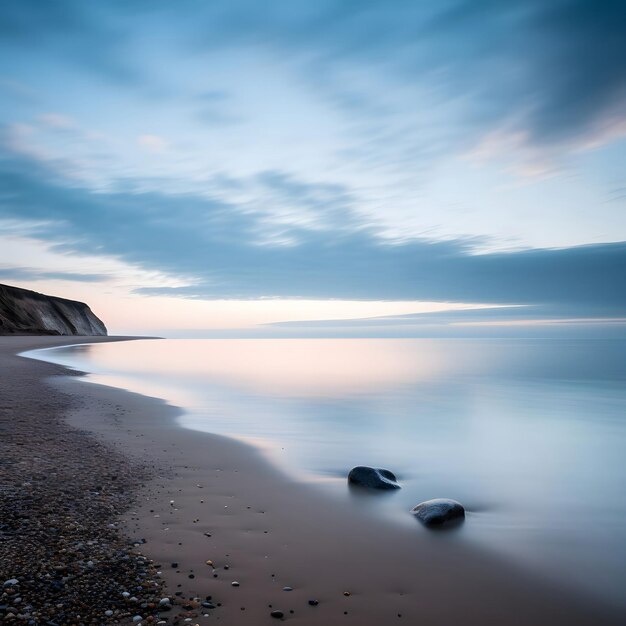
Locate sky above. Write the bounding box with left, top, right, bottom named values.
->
left=0, top=0, right=624, bottom=335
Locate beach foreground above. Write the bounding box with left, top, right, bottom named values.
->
left=1, top=336, right=623, bottom=625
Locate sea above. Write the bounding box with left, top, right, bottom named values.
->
left=26, top=337, right=626, bottom=608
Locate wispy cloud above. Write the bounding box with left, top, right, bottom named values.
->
left=0, top=0, right=624, bottom=325
left=186, top=0, right=626, bottom=156
left=0, top=267, right=107, bottom=283
left=0, top=150, right=623, bottom=315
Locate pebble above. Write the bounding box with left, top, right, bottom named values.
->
left=231, top=581, right=240, bottom=587
left=270, top=610, right=284, bottom=619
left=411, top=498, right=465, bottom=527
left=0, top=354, right=189, bottom=626
left=308, top=599, right=319, bottom=606
left=283, top=586, right=293, bottom=591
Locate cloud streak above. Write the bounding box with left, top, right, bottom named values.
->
left=0, top=0, right=624, bottom=326
left=181, top=0, right=626, bottom=151
left=3, top=1, right=624, bottom=155
left=0, top=151, right=623, bottom=315
left=0, top=267, right=108, bottom=283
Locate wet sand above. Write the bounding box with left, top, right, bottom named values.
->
left=3, top=336, right=624, bottom=625
left=0, top=335, right=167, bottom=625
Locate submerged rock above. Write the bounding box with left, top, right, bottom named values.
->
left=411, top=498, right=465, bottom=527
left=348, top=466, right=400, bottom=490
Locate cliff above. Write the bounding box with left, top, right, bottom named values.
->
left=0, top=284, right=107, bottom=336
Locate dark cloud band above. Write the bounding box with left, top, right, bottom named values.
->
left=0, top=153, right=623, bottom=314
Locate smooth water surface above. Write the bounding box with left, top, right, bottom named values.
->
left=28, top=338, right=626, bottom=606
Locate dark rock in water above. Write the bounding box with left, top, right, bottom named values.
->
left=411, top=499, right=465, bottom=527
left=270, top=610, right=284, bottom=618
left=348, top=466, right=400, bottom=490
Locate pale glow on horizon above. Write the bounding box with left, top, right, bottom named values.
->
left=45, top=338, right=453, bottom=397
left=0, top=227, right=496, bottom=332
left=67, top=290, right=495, bottom=334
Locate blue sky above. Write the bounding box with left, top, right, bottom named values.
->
left=0, top=0, right=624, bottom=333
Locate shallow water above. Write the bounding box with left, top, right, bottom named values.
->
left=28, top=338, right=626, bottom=607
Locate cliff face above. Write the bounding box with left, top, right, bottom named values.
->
left=0, top=284, right=107, bottom=336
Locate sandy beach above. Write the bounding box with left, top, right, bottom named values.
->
left=1, top=336, right=624, bottom=626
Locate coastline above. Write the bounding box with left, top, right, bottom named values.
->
left=2, top=336, right=624, bottom=625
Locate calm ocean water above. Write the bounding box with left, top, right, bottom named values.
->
left=28, top=338, right=626, bottom=606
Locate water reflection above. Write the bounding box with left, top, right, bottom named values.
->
left=27, top=338, right=626, bottom=606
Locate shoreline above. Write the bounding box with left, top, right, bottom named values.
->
left=2, top=336, right=624, bottom=625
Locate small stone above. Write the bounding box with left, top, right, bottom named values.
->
left=348, top=466, right=400, bottom=490
left=132, top=616, right=142, bottom=622
left=105, top=610, right=114, bottom=617
left=411, top=498, right=465, bottom=527
left=158, top=598, right=170, bottom=606
left=270, top=610, right=284, bottom=619
left=343, top=591, right=351, bottom=596
left=282, top=586, right=293, bottom=591
left=231, top=581, right=240, bottom=587
left=3, top=580, right=19, bottom=587
left=308, top=600, right=319, bottom=606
